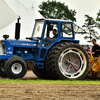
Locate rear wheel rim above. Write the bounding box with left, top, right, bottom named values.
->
left=58, top=48, right=87, bottom=79
left=11, top=63, right=22, bottom=74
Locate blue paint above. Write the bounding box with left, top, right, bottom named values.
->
left=1, top=19, right=85, bottom=69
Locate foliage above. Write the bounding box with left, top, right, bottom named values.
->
left=1, top=79, right=100, bottom=84
left=38, top=0, right=76, bottom=22
left=82, top=15, right=99, bottom=42
left=96, top=9, right=100, bottom=28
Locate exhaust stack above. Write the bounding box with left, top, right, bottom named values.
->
left=15, top=17, right=21, bottom=40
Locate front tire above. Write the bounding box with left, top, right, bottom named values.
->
left=4, top=56, right=27, bottom=79
left=46, top=42, right=90, bottom=80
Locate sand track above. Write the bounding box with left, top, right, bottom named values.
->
left=0, top=71, right=99, bottom=100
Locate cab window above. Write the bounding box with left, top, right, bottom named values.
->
left=61, top=23, right=73, bottom=38
left=44, top=22, right=58, bottom=39
left=42, top=22, right=58, bottom=47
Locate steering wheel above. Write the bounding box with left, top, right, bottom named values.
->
left=26, top=37, right=39, bottom=41
left=43, top=38, right=53, bottom=42
left=43, top=38, right=53, bottom=47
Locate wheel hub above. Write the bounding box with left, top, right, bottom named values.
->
left=11, top=63, right=22, bottom=74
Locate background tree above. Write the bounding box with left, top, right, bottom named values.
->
left=38, top=0, right=76, bottom=22
left=82, top=15, right=99, bottom=42
left=96, top=10, right=100, bottom=29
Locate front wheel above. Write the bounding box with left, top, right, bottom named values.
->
left=4, top=56, right=27, bottom=79
left=46, top=42, right=90, bottom=80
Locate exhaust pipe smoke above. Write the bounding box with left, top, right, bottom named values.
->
left=15, top=17, right=21, bottom=40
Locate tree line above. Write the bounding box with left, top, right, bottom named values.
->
left=38, top=0, right=100, bottom=42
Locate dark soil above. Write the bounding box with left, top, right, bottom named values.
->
left=0, top=71, right=99, bottom=100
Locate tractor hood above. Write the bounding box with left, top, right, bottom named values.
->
left=4, top=39, right=38, bottom=48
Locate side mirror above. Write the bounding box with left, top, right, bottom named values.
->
left=49, top=25, right=53, bottom=31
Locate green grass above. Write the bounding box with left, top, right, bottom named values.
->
left=0, top=79, right=100, bottom=84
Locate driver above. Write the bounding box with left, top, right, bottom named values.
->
left=46, top=29, right=58, bottom=41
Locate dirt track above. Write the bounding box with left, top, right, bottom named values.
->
left=0, top=71, right=100, bottom=100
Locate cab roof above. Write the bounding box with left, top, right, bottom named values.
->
left=35, top=18, right=72, bottom=22
left=35, top=18, right=86, bottom=33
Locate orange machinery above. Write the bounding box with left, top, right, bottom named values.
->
left=88, top=51, right=100, bottom=78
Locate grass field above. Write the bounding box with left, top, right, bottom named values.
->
left=0, top=79, right=100, bottom=84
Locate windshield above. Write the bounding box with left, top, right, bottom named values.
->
left=32, top=21, right=44, bottom=37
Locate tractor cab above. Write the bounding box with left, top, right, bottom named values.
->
left=31, top=19, right=86, bottom=48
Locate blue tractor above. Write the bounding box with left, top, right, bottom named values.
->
left=0, top=18, right=90, bottom=80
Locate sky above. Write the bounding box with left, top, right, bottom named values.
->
left=4, top=0, right=100, bottom=43
left=4, top=0, right=100, bottom=27
left=13, top=0, right=100, bottom=27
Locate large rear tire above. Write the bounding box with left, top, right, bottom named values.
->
left=33, top=66, right=50, bottom=79
left=46, top=42, right=90, bottom=80
left=4, top=56, right=27, bottom=79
